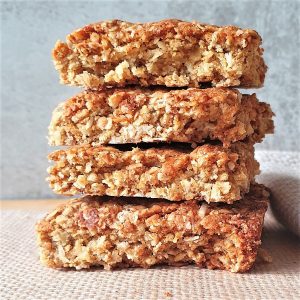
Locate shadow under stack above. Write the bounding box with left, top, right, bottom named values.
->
left=36, top=20, right=274, bottom=273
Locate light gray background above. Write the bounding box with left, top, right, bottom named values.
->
left=1, top=0, right=299, bottom=199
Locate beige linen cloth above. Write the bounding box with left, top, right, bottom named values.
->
left=1, top=150, right=299, bottom=300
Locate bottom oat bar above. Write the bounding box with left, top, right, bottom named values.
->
left=36, top=184, right=269, bottom=273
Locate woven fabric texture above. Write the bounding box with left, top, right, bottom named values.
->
left=1, top=150, right=299, bottom=300
left=256, top=150, right=300, bottom=237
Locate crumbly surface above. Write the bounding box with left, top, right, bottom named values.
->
left=48, top=88, right=274, bottom=147
left=52, top=19, right=266, bottom=89
left=36, top=183, right=269, bottom=273
left=47, top=142, right=259, bottom=203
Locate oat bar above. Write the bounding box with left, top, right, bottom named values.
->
left=48, top=88, right=273, bottom=147
left=52, top=19, right=266, bottom=89
left=47, top=142, right=259, bottom=203
left=36, top=184, right=269, bottom=273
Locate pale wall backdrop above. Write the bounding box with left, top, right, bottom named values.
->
left=1, top=0, right=299, bottom=199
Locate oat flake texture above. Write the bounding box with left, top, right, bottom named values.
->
left=1, top=151, right=299, bottom=299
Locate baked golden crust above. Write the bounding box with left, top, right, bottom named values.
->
left=52, top=19, right=266, bottom=89
left=48, top=88, right=274, bottom=147
left=36, top=183, right=269, bottom=273
left=47, top=142, right=259, bottom=203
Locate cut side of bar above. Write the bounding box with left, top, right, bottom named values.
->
left=52, top=19, right=266, bottom=89
left=47, top=142, right=259, bottom=203
left=48, top=88, right=274, bottom=147
left=36, top=184, right=269, bottom=273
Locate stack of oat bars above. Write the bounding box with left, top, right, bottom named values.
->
left=36, top=20, right=274, bottom=273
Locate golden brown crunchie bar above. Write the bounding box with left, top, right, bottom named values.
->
left=36, top=184, right=269, bottom=273
left=48, top=88, right=274, bottom=147
left=47, top=142, right=259, bottom=203
left=52, top=19, right=267, bottom=89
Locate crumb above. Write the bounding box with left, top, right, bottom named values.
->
left=257, top=248, right=272, bottom=263
left=164, top=291, right=173, bottom=297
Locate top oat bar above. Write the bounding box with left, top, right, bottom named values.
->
left=52, top=19, right=267, bottom=89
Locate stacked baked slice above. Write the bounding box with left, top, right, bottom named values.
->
left=36, top=20, right=274, bottom=273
